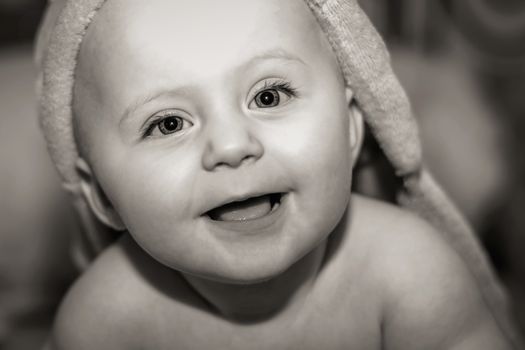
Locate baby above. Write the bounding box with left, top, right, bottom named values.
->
left=37, top=0, right=514, bottom=349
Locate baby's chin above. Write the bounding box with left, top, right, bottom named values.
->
left=180, top=240, right=327, bottom=288
left=182, top=250, right=308, bottom=288
left=178, top=254, right=301, bottom=286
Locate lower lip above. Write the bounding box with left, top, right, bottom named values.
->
left=203, top=195, right=287, bottom=235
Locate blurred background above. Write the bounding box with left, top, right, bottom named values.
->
left=0, top=0, right=524, bottom=348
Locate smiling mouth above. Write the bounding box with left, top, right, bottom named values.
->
left=206, top=193, right=283, bottom=222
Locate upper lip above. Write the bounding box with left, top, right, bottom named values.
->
left=200, top=190, right=286, bottom=218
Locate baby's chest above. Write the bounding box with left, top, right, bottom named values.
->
left=145, top=297, right=381, bottom=350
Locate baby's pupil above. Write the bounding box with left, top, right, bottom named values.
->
left=260, top=90, right=277, bottom=106
left=163, top=117, right=180, bottom=132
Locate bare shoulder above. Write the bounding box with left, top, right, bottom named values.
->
left=48, top=235, right=203, bottom=350
left=48, top=235, right=149, bottom=349
left=349, top=195, right=511, bottom=349
left=349, top=194, right=479, bottom=291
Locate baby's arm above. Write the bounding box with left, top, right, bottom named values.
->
left=376, top=213, right=512, bottom=350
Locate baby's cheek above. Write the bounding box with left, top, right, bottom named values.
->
left=103, top=150, right=194, bottom=227
left=295, top=126, right=352, bottom=185
left=285, top=133, right=351, bottom=223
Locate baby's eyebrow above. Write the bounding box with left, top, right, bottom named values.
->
left=245, top=48, right=307, bottom=67
left=119, top=86, right=199, bottom=126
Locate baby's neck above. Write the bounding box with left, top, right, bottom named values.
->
left=182, top=241, right=328, bottom=323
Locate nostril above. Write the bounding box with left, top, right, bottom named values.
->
left=212, top=153, right=254, bottom=170
left=240, top=154, right=257, bottom=165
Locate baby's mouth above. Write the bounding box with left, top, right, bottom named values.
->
left=206, top=193, right=282, bottom=222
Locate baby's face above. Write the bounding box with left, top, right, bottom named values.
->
left=75, top=0, right=358, bottom=283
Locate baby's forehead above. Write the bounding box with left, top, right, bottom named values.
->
left=79, top=0, right=330, bottom=76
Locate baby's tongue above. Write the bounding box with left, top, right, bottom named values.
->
left=211, top=195, right=272, bottom=221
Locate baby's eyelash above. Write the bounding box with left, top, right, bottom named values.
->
left=261, top=80, right=299, bottom=97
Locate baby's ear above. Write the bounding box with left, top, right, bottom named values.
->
left=75, top=158, right=126, bottom=231
left=346, top=87, right=364, bottom=166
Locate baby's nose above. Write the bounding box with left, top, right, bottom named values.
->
left=201, top=117, right=264, bottom=171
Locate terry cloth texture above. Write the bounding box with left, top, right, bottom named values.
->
left=35, top=0, right=519, bottom=345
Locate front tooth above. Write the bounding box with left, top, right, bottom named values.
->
left=215, top=196, right=272, bottom=221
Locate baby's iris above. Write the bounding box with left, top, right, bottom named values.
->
left=158, top=116, right=183, bottom=135
left=255, top=90, right=280, bottom=108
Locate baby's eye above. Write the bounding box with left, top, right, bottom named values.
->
left=249, top=81, right=297, bottom=110
left=143, top=114, right=193, bottom=138
left=254, top=89, right=282, bottom=108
